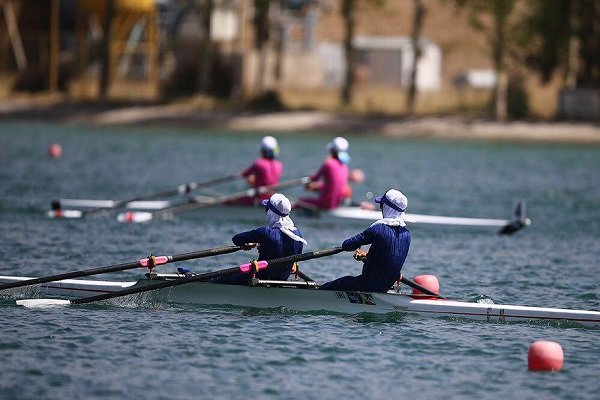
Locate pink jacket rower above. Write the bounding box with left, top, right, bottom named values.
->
left=234, top=136, right=283, bottom=206
left=298, top=137, right=350, bottom=210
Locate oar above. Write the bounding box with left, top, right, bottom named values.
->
left=399, top=276, right=445, bottom=299
left=17, top=247, right=344, bottom=307
left=350, top=251, right=444, bottom=298
left=1, top=245, right=242, bottom=291
left=49, top=172, right=242, bottom=219
left=118, top=176, right=311, bottom=223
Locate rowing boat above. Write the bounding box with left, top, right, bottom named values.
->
left=2, top=274, right=597, bottom=328
left=118, top=202, right=529, bottom=234
left=49, top=198, right=529, bottom=233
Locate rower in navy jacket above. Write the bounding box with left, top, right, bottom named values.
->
left=319, top=189, right=411, bottom=293
left=211, top=193, right=307, bottom=285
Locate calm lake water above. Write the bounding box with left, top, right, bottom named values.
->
left=1, top=121, right=599, bottom=399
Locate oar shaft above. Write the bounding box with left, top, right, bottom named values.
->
left=400, top=276, right=444, bottom=299
left=0, top=245, right=241, bottom=291
left=266, top=247, right=343, bottom=267
left=169, top=245, right=242, bottom=262
left=111, top=173, right=242, bottom=204
left=148, top=176, right=310, bottom=220
left=70, top=173, right=241, bottom=217
left=0, top=260, right=142, bottom=290
left=70, top=247, right=344, bottom=305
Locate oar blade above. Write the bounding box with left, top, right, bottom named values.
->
left=116, top=211, right=154, bottom=223
left=16, top=299, right=71, bottom=308
left=47, top=210, right=84, bottom=219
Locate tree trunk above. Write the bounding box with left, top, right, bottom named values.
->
left=492, top=6, right=507, bottom=121
left=407, top=0, right=426, bottom=114
left=99, top=0, right=115, bottom=99
left=3, top=1, right=28, bottom=71
left=341, top=0, right=355, bottom=106
left=253, top=0, right=271, bottom=94
left=274, top=6, right=285, bottom=88
left=199, top=0, right=214, bottom=93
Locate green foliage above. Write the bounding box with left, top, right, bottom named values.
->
left=517, top=0, right=599, bottom=86
left=520, top=0, right=571, bottom=83
left=507, top=75, right=529, bottom=119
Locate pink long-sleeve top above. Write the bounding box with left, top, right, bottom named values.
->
left=237, top=158, right=283, bottom=204
left=303, top=158, right=349, bottom=210
left=242, top=158, right=282, bottom=187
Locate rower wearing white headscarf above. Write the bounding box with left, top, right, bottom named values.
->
left=211, top=193, right=306, bottom=285
left=371, top=189, right=407, bottom=227
left=262, top=193, right=308, bottom=245
left=319, top=189, right=411, bottom=293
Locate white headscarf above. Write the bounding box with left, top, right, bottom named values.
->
left=260, top=136, right=279, bottom=157
left=263, top=194, right=308, bottom=245
left=370, top=189, right=408, bottom=227
left=328, top=136, right=351, bottom=164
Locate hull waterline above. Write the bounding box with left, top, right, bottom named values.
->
left=2, top=275, right=598, bottom=328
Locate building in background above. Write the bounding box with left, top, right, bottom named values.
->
left=0, top=0, right=596, bottom=119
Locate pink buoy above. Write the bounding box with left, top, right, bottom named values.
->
left=412, top=274, right=440, bottom=295
left=48, top=144, right=63, bottom=159
left=528, top=340, right=564, bottom=372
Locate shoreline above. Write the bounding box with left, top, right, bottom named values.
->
left=1, top=98, right=599, bottom=144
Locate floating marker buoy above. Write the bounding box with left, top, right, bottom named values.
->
left=48, top=143, right=63, bottom=158
left=528, top=340, right=564, bottom=372
left=412, top=274, right=440, bottom=295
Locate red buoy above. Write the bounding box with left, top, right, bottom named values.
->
left=412, top=274, right=440, bottom=295
left=528, top=341, right=564, bottom=372
left=48, top=144, right=63, bottom=159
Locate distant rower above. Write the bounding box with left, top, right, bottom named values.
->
left=297, top=136, right=350, bottom=210
left=233, top=136, right=283, bottom=206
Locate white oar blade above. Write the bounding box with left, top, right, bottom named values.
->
left=116, top=211, right=153, bottom=223
left=57, top=199, right=115, bottom=208
left=16, top=299, right=71, bottom=308
left=47, top=209, right=83, bottom=219
left=126, top=200, right=172, bottom=210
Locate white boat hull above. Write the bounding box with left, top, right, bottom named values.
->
left=116, top=204, right=526, bottom=232
left=51, top=198, right=529, bottom=233
left=2, top=275, right=598, bottom=328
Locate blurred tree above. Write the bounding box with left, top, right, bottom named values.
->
left=407, top=0, right=426, bottom=114
left=254, top=0, right=271, bottom=93
left=99, top=0, right=115, bottom=99
left=522, top=0, right=599, bottom=88
left=576, top=0, right=600, bottom=86
left=340, top=0, right=355, bottom=106
left=199, top=0, right=214, bottom=93
left=340, top=0, right=384, bottom=107
left=453, top=0, right=517, bottom=121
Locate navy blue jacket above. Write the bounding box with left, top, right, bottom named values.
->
left=211, top=227, right=304, bottom=285
left=320, top=224, right=410, bottom=292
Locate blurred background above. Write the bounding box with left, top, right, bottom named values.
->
left=0, top=0, right=598, bottom=121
